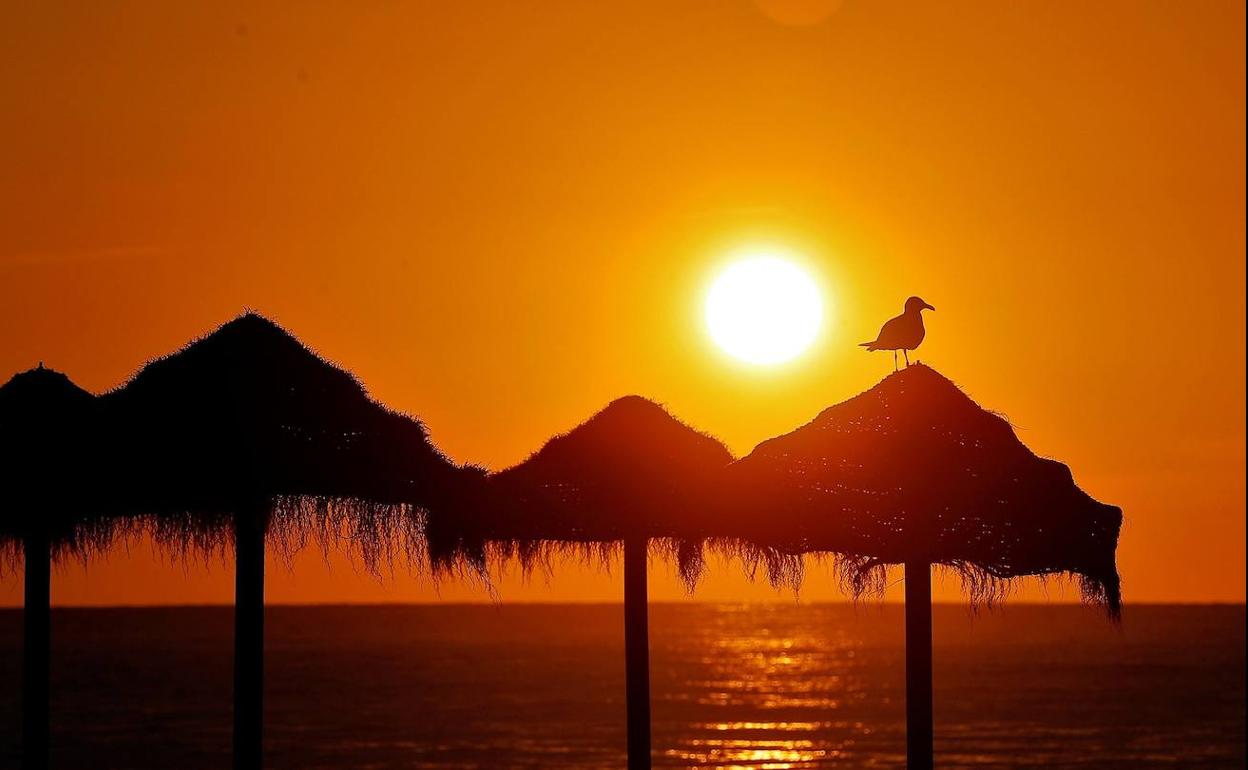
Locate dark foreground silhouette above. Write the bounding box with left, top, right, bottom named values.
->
left=429, top=395, right=730, bottom=576
left=708, top=363, right=1122, bottom=770
left=713, top=363, right=1122, bottom=613
left=94, top=313, right=476, bottom=770
left=427, top=395, right=734, bottom=770
left=432, top=364, right=1121, bottom=770
left=860, top=296, right=935, bottom=370
left=0, top=365, right=115, bottom=560
left=2, top=312, right=1122, bottom=770
left=0, top=365, right=112, bottom=770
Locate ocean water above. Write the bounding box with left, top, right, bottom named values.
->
left=0, top=604, right=1243, bottom=769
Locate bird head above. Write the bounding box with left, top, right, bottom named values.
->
left=905, top=296, right=935, bottom=313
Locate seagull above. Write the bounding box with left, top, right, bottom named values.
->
left=860, top=296, right=935, bottom=371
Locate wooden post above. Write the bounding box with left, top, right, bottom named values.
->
left=623, top=536, right=652, bottom=770
left=233, top=508, right=266, bottom=770
left=905, top=560, right=934, bottom=770
left=22, top=533, right=50, bottom=770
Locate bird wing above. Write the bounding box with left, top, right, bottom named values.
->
left=861, top=314, right=906, bottom=350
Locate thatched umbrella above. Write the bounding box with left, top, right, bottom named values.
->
left=713, top=364, right=1123, bottom=770
left=97, top=312, right=473, bottom=770
left=0, top=365, right=117, bottom=770
left=429, top=395, right=733, bottom=770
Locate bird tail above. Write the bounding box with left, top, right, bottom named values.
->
left=859, top=341, right=877, bottom=350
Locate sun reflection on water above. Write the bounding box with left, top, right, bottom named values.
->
left=656, top=605, right=879, bottom=768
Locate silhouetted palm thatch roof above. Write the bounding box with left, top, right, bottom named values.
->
left=98, top=312, right=473, bottom=568
left=713, top=365, right=1123, bottom=615
left=428, top=395, right=733, bottom=584
left=0, top=366, right=118, bottom=565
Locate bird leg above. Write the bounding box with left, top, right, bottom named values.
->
left=903, top=349, right=911, bottom=367
left=893, top=350, right=898, bottom=372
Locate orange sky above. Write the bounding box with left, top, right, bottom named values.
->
left=1, top=0, right=1243, bottom=606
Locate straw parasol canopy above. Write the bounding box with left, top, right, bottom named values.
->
left=429, top=395, right=733, bottom=581
left=0, top=365, right=115, bottom=565
left=713, top=364, right=1123, bottom=615
left=97, top=312, right=472, bottom=566
left=425, top=394, right=736, bottom=770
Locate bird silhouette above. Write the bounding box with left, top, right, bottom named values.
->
left=860, top=296, right=935, bottom=371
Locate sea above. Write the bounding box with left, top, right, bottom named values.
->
left=0, top=604, right=1243, bottom=769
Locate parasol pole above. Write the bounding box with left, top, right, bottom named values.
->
left=905, top=559, right=934, bottom=770
left=623, top=535, right=652, bottom=770
left=233, top=502, right=266, bottom=770
left=22, top=531, right=50, bottom=770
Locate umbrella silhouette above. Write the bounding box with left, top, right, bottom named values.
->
left=1, top=365, right=119, bottom=770
left=3, top=320, right=1123, bottom=770
left=712, top=364, right=1122, bottom=769
left=97, top=313, right=472, bottom=770
left=429, top=395, right=733, bottom=770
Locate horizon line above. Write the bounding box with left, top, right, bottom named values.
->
left=1, top=600, right=1242, bottom=611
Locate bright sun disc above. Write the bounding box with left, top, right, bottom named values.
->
left=705, top=255, right=823, bottom=365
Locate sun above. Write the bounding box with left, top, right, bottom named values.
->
left=705, top=254, right=824, bottom=365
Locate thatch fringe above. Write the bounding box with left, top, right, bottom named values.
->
left=426, top=526, right=1118, bottom=618
left=0, top=517, right=130, bottom=578
left=113, top=496, right=427, bottom=578
left=4, top=326, right=1121, bottom=621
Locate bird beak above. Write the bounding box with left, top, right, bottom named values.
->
left=923, top=302, right=935, bottom=311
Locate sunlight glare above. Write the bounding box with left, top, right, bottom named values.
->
left=705, top=254, right=824, bottom=365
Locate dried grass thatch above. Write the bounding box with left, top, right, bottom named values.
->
left=429, top=370, right=1121, bottom=616
left=710, top=364, right=1123, bottom=616
left=0, top=365, right=121, bottom=569
left=5, top=315, right=1120, bottom=617
left=427, top=395, right=734, bottom=586
left=96, top=312, right=475, bottom=570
